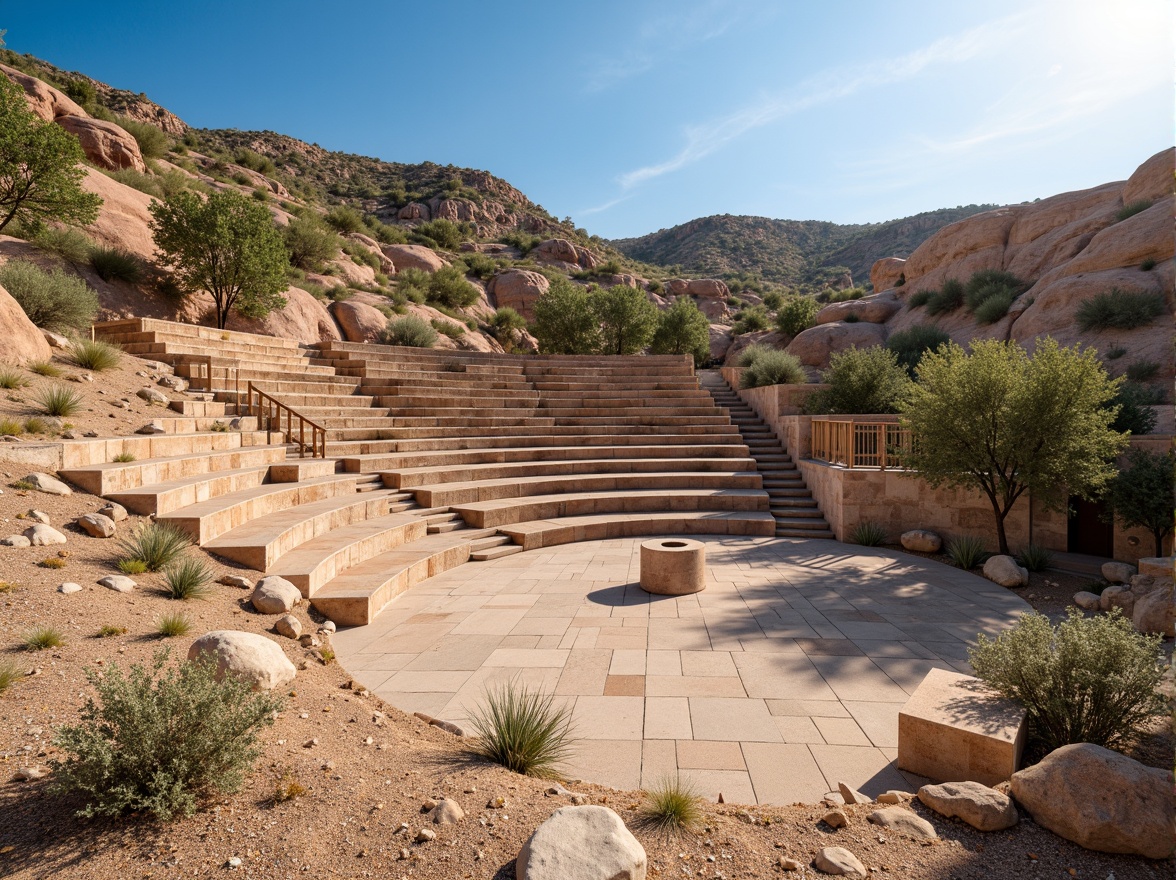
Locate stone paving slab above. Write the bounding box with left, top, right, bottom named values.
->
left=334, top=536, right=1030, bottom=805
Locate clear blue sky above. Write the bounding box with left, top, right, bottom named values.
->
left=5, top=1, right=1172, bottom=239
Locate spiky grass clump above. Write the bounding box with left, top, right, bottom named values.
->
left=468, top=679, right=575, bottom=778
left=163, top=557, right=212, bottom=601
left=69, top=339, right=123, bottom=372
left=89, top=247, right=144, bottom=284
left=38, top=557, right=67, bottom=569
left=156, top=612, right=193, bottom=638
left=0, top=418, right=23, bottom=436
left=118, top=522, right=190, bottom=572
left=946, top=535, right=989, bottom=570
left=117, top=558, right=148, bottom=575
left=33, top=385, right=84, bottom=417
left=850, top=521, right=888, bottom=547
left=640, top=774, right=703, bottom=834
left=0, top=658, right=21, bottom=696
left=29, top=360, right=62, bottom=377
left=23, top=417, right=47, bottom=434
left=1016, top=544, right=1055, bottom=573
left=98, top=625, right=127, bottom=638
left=0, top=366, right=28, bottom=389
left=112, top=452, right=136, bottom=463
left=24, top=626, right=65, bottom=651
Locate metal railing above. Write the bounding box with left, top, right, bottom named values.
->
left=810, top=416, right=912, bottom=470
left=243, top=382, right=327, bottom=458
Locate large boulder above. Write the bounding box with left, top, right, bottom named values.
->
left=900, top=529, right=942, bottom=553
left=56, top=116, right=146, bottom=173
left=532, top=238, right=598, bottom=271
left=815, top=293, right=901, bottom=325
left=516, top=805, right=646, bottom=880
left=982, top=555, right=1028, bottom=588
left=1099, top=585, right=1136, bottom=616
left=381, top=244, right=447, bottom=274
left=665, top=278, right=730, bottom=299
left=786, top=322, right=886, bottom=368
left=330, top=300, right=387, bottom=343
left=79, top=166, right=157, bottom=260
left=917, top=781, right=1018, bottom=832
left=870, top=256, right=907, bottom=293
left=24, top=523, right=67, bottom=545
left=188, top=631, right=297, bottom=691
left=487, top=268, right=549, bottom=320
left=1132, top=583, right=1174, bottom=636
left=1101, top=561, right=1137, bottom=584
left=228, top=286, right=340, bottom=343
left=0, top=283, right=52, bottom=364
left=250, top=576, right=302, bottom=614
left=1010, top=743, right=1175, bottom=858
left=0, top=63, right=87, bottom=121
left=1121, top=146, right=1175, bottom=205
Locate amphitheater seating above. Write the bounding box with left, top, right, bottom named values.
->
left=84, top=320, right=801, bottom=625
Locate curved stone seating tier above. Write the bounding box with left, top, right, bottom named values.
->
left=61, top=442, right=287, bottom=494
left=383, top=456, right=760, bottom=489
left=500, top=511, right=777, bottom=551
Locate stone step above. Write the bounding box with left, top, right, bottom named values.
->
left=428, top=520, right=465, bottom=534
left=205, top=490, right=403, bottom=571
left=771, top=506, right=825, bottom=519
left=772, top=516, right=834, bottom=530
left=769, top=497, right=819, bottom=509
left=469, top=535, right=512, bottom=552
left=499, top=510, right=777, bottom=552
left=108, top=465, right=271, bottom=517
left=776, top=528, right=836, bottom=539
left=386, top=457, right=759, bottom=490
left=344, top=444, right=753, bottom=473
left=62, top=443, right=288, bottom=495
left=168, top=400, right=227, bottom=417
left=470, top=543, right=524, bottom=561
left=158, top=474, right=361, bottom=545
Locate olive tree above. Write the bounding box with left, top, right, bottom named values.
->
left=901, top=338, right=1126, bottom=555
left=590, top=284, right=659, bottom=355
left=150, top=190, right=288, bottom=329
left=1103, top=447, right=1174, bottom=557
left=530, top=277, right=598, bottom=355
left=0, top=74, right=101, bottom=235
left=650, top=295, right=710, bottom=364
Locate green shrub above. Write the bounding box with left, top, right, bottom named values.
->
left=1109, top=381, right=1161, bottom=434
left=761, top=290, right=784, bottom=311
left=322, top=205, right=366, bottom=234
left=826, top=286, right=866, bottom=303
left=0, top=418, right=23, bottom=436
left=907, top=289, right=934, bottom=308
left=22, top=417, right=47, bottom=434
left=740, top=348, right=806, bottom=388
left=163, top=557, right=212, bottom=600
left=29, top=360, right=62, bottom=377
left=413, top=219, right=465, bottom=250
left=51, top=650, right=283, bottom=819
left=24, top=625, right=64, bottom=651
left=1015, top=543, right=1054, bottom=573
left=468, top=679, right=575, bottom=778
left=98, top=624, right=127, bottom=638
left=806, top=346, right=912, bottom=415
left=379, top=315, right=438, bottom=348
left=425, top=265, right=480, bottom=309
left=0, top=260, right=98, bottom=333
left=490, top=306, right=527, bottom=345
left=945, top=535, right=988, bottom=569
left=1125, top=360, right=1159, bottom=383
left=925, top=279, right=965, bottom=316
left=117, top=118, right=168, bottom=160
left=117, top=558, right=148, bottom=575
left=1104, top=345, right=1127, bottom=360
left=69, top=339, right=123, bottom=371
left=973, top=290, right=1015, bottom=324
left=0, top=658, right=20, bottom=696
left=61, top=77, right=97, bottom=110
left=462, top=252, right=502, bottom=280
left=156, top=612, right=193, bottom=638
left=969, top=609, right=1166, bottom=757
left=1115, top=200, right=1153, bottom=223
left=32, top=226, right=94, bottom=263
left=89, top=247, right=144, bottom=284
left=119, top=522, right=191, bottom=572
left=774, top=296, right=819, bottom=337
left=886, top=325, right=951, bottom=377
left=650, top=296, right=710, bottom=365
left=33, top=385, right=83, bottom=417
left=732, top=305, right=771, bottom=335
left=0, top=366, right=27, bottom=389
left=851, top=522, right=888, bottom=546
left=963, top=270, right=1025, bottom=311
left=499, top=230, right=541, bottom=255
left=431, top=318, right=465, bottom=338
left=1139, top=258, right=1156, bottom=271
left=640, top=774, right=702, bottom=834
left=112, top=452, right=136, bottom=463
left=843, top=313, right=860, bottom=323
left=107, top=167, right=165, bottom=198
left=1076, top=289, right=1166, bottom=331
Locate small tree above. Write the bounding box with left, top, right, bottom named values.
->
left=591, top=284, right=659, bottom=355
left=531, top=277, right=598, bottom=355
left=902, top=338, right=1126, bottom=555
left=1104, top=447, right=1175, bottom=556
left=490, top=306, right=527, bottom=349
left=150, top=190, right=288, bottom=329
left=806, top=346, right=912, bottom=415
left=650, top=296, right=710, bottom=365
left=775, top=296, right=819, bottom=337
left=0, top=74, right=102, bottom=235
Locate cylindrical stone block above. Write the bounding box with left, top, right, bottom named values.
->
left=640, top=538, right=706, bottom=595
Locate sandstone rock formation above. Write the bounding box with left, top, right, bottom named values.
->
left=56, top=115, right=145, bottom=173
left=487, top=268, right=549, bottom=319
left=81, top=167, right=158, bottom=260
left=665, top=278, right=730, bottom=298
left=0, top=283, right=52, bottom=364
left=532, top=238, right=599, bottom=271
left=815, top=292, right=901, bottom=325
left=381, top=244, right=448, bottom=274
left=787, top=322, right=886, bottom=367
left=330, top=300, right=387, bottom=343
left=228, top=287, right=341, bottom=343
left=0, top=63, right=87, bottom=121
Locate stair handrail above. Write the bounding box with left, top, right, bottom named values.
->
left=243, top=381, right=327, bottom=459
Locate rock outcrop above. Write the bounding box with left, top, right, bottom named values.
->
left=0, top=283, right=52, bottom=364
left=228, top=287, right=341, bottom=343
left=331, top=300, right=387, bottom=343
left=56, top=116, right=146, bottom=173
left=665, top=278, right=730, bottom=299
left=0, top=63, right=87, bottom=121
left=532, top=238, right=599, bottom=271
left=487, top=268, right=549, bottom=319
left=381, top=244, right=448, bottom=274
left=787, top=322, right=886, bottom=367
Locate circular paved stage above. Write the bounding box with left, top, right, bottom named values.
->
left=333, top=536, right=1029, bottom=804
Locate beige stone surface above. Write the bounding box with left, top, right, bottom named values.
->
left=640, top=538, right=705, bottom=595
left=0, top=282, right=52, bottom=365
left=0, top=63, right=87, bottom=121
left=381, top=244, right=448, bottom=273
left=330, top=299, right=387, bottom=343
left=786, top=322, right=887, bottom=368
left=228, top=286, right=341, bottom=343
left=870, top=257, right=907, bottom=293
left=897, top=668, right=1026, bottom=787
left=57, top=115, right=146, bottom=173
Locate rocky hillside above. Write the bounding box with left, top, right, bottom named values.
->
left=611, top=205, right=997, bottom=289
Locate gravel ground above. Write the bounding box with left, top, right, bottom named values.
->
left=0, top=366, right=1171, bottom=879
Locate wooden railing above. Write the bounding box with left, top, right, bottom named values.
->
left=810, top=416, right=912, bottom=469
left=189, top=356, right=240, bottom=401
left=243, top=382, right=327, bottom=458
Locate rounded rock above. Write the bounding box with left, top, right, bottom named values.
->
left=1, top=534, right=31, bottom=547
left=274, top=614, right=302, bottom=640
left=1072, top=590, right=1101, bottom=611
left=917, top=780, right=1018, bottom=831
left=516, top=805, right=647, bottom=880
left=250, top=576, right=302, bottom=614
left=24, top=523, right=67, bottom=546
left=900, top=529, right=942, bottom=553
left=813, top=846, right=866, bottom=877
left=77, top=513, right=117, bottom=538
left=20, top=473, right=71, bottom=495
left=1100, top=561, right=1137, bottom=584
left=97, top=575, right=136, bottom=593
left=98, top=502, right=128, bottom=522
left=57, top=582, right=83, bottom=594
left=188, top=630, right=297, bottom=691
left=429, top=797, right=465, bottom=825
left=866, top=806, right=937, bottom=840
left=982, top=554, right=1029, bottom=588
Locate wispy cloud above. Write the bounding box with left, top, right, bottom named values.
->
left=614, top=15, right=1025, bottom=190
left=578, top=194, right=634, bottom=217
left=582, top=0, right=746, bottom=93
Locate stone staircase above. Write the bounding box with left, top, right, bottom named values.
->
left=74, top=321, right=779, bottom=625
left=699, top=371, right=834, bottom=539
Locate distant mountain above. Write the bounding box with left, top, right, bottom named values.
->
left=612, top=205, right=999, bottom=289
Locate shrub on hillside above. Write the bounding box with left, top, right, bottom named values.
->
left=1107, top=381, right=1161, bottom=435
left=412, top=219, right=465, bottom=250
left=32, top=226, right=93, bottom=264
left=924, top=279, right=965, bottom=316
left=650, top=296, right=710, bottom=365
left=322, top=205, right=366, bottom=234
left=69, top=339, right=122, bottom=372
left=468, top=679, right=575, bottom=778
left=591, top=284, right=660, bottom=355
left=1115, top=199, right=1153, bottom=223
left=886, top=324, right=951, bottom=376
left=1075, top=289, right=1165, bottom=331
left=0, top=260, right=98, bottom=333
left=51, top=650, right=283, bottom=819
left=89, top=247, right=145, bottom=284
left=732, top=305, right=771, bottom=335
left=283, top=216, right=341, bottom=272
left=969, top=609, right=1166, bottom=757
left=774, top=296, right=819, bottom=337
left=806, top=346, right=912, bottom=414
left=425, top=265, right=480, bottom=309
left=963, top=269, right=1027, bottom=324
left=530, top=277, right=599, bottom=355
left=379, top=315, right=438, bottom=348
left=116, top=118, right=168, bottom=160
left=907, top=289, right=934, bottom=308
left=490, top=306, right=527, bottom=347
left=739, top=347, right=805, bottom=388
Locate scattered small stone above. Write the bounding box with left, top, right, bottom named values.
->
left=25, top=510, right=50, bottom=524
left=98, top=502, right=127, bottom=522
left=157, top=376, right=187, bottom=391
left=12, top=766, right=48, bottom=781
left=822, top=809, right=848, bottom=829
left=398, top=848, right=410, bottom=860
left=429, top=798, right=465, bottom=825
left=918, top=780, right=1018, bottom=832
left=814, top=846, right=866, bottom=877
left=779, top=856, right=801, bottom=871
left=57, top=582, right=82, bottom=595
left=298, top=633, right=321, bottom=648
left=837, top=782, right=872, bottom=805
left=77, top=513, right=117, bottom=538
left=320, top=619, right=336, bottom=634
left=875, top=791, right=912, bottom=805
left=867, top=806, right=937, bottom=840
left=136, top=387, right=169, bottom=405
left=136, top=421, right=168, bottom=435
left=274, top=615, right=302, bottom=639
left=218, top=574, right=254, bottom=589
left=97, top=575, right=136, bottom=593
left=415, top=828, right=436, bottom=843
left=227, top=856, right=242, bottom=868
left=1, top=535, right=31, bottom=547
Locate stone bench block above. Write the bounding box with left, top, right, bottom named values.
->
left=897, top=668, right=1026, bottom=787
left=641, top=538, right=705, bottom=595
